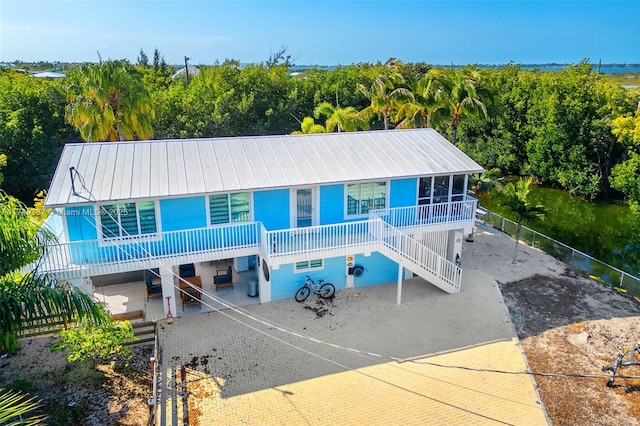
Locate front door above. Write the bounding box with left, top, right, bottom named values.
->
left=294, top=188, right=315, bottom=228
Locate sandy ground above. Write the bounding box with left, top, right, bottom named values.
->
left=462, top=220, right=568, bottom=283
left=465, top=221, right=640, bottom=426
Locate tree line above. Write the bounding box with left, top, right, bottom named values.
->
left=0, top=55, right=639, bottom=211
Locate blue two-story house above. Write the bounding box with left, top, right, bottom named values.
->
left=40, top=129, right=483, bottom=317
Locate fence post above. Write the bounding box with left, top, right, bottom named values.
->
left=531, top=233, right=535, bottom=247
left=483, top=207, right=640, bottom=297
left=147, top=319, right=159, bottom=426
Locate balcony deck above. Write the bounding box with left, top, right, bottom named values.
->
left=32, top=198, right=477, bottom=281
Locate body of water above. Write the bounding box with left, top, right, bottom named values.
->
left=520, top=65, right=640, bottom=74
left=291, top=65, right=640, bottom=74
left=480, top=186, right=640, bottom=277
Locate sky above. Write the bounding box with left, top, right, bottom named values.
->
left=1, top=1, right=638, bottom=66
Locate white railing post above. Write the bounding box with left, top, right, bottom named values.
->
left=260, top=224, right=268, bottom=260
left=396, top=262, right=403, bottom=305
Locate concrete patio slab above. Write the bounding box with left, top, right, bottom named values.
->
left=93, top=260, right=260, bottom=321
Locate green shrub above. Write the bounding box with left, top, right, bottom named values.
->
left=51, top=320, right=135, bottom=368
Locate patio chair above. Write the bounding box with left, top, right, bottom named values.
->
left=214, top=265, right=233, bottom=290
left=145, top=275, right=163, bottom=301
left=179, top=263, right=196, bottom=278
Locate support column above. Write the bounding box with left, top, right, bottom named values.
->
left=346, top=255, right=355, bottom=289
left=67, top=276, right=93, bottom=295
left=396, top=262, right=403, bottom=305
left=160, top=266, right=177, bottom=319
left=258, top=257, right=271, bottom=303
left=446, top=230, right=464, bottom=265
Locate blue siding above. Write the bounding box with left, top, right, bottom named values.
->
left=65, top=206, right=97, bottom=241
left=254, top=189, right=289, bottom=230
left=64, top=200, right=261, bottom=264
left=270, top=256, right=347, bottom=301
left=69, top=225, right=260, bottom=265
left=160, top=196, right=206, bottom=231
left=319, top=179, right=418, bottom=224
left=269, top=253, right=402, bottom=301
left=65, top=206, right=130, bottom=264
left=352, top=252, right=402, bottom=287
left=390, top=178, right=417, bottom=208
left=319, top=184, right=344, bottom=224
left=321, top=183, right=374, bottom=224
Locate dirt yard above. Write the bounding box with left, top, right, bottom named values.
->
left=0, top=338, right=152, bottom=425
left=464, top=221, right=640, bottom=426
left=501, top=270, right=640, bottom=426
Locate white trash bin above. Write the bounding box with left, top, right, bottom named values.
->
left=248, top=279, right=258, bottom=297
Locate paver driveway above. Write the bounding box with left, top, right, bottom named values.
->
left=157, top=270, right=548, bottom=425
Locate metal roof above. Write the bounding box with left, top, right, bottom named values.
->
left=32, top=71, right=66, bottom=78
left=45, top=129, right=484, bottom=207
left=170, top=65, right=201, bottom=79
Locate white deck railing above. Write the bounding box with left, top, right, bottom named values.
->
left=263, top=220, right=379, bottom=266
left=369, top=196, right=477, bottom=229
left=377, top=222, right=462, bottom=292
left=31, top=199, right=475, bottom=288
left=33, top=222, right=262, bottom=278
left=261, top=216, right=462, bottom=292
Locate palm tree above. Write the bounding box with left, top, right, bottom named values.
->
left=357, top=73, right=407, bottom=130
left=291, top=116, right=326, bottom=134
left=0, top=388, right=44, bottom=425
left=465, top=168, right=505, bottom=242
left=313, top=102, right=369, bottom=132
left=469, top=168, right=505, bottom=195
left=0, top=191, right=109, bottom=353
left=430, top=68, right=491, bottom=145
left=65, top=60, right=155, bottom=142
left=500, top=178, right=545, bottom=264
left=393, top=73, right=439, bottom=129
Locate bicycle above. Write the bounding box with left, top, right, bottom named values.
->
left=295, top=275, right=335, bottom=302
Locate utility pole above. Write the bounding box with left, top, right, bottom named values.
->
left=184, top=56, right=190, bottom=84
